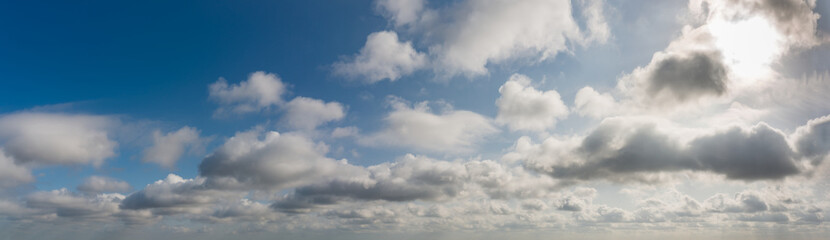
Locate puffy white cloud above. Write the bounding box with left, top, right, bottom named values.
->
left=142, top=126, right=203, bottom=169
left=340, top=0, right=611, bottom=80
left=495, top=74, right=569, bottom=132
left=333, top=31, right=426, bottom=83
left=209, top=71, right=286, bottom=114
left=573, top=86, right=617, bottom=118
left=0, top=113, right=116, bottom=167
left=199, top=129, right=359, bottom=190
left=359, top=99, right=498, bottom=153
left=430, top=0, right=606, bottom=76
left=77, top=176, right=132, bottom=194
left=281, top=97, right=345, bottom=130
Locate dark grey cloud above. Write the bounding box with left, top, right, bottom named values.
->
left=272, top=155, right=467, bottom=212
left=647, top=52, right=728, bottom=102
left=689, top=124, right=799, bottom=180
left=523, top=119, right=801, bottom=182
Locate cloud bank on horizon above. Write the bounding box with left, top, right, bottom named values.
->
left=1, top=0, right=830, bottom=239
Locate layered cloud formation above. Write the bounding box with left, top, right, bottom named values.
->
left=2, top=0, right=830, bottom=239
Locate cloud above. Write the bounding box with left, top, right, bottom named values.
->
left=573, top=86, right=617, bottom=118
left=333, top=31, right=426, bottom=83
left=645, top=52, right=728, bottom=102
left=281, top=97, right=345, bottom=130
left=375, top=0, right=425, bottom=27
left=199, top=129, right=358, bottom=190
left=430, top=0, right=599, bottom=76
left=341, top=0, right=612, bottom=80
left=0, top=149, right=33, bottom=188
left=142, top=126, right=203, bottom=169
left=792, top=114, right=830, bottom=166
left=513, top=117, right=802, bottom=182
left=77, top=176, right=132, bottom=194
left=359, top=99, right=498, bottom=153
left=495, top=74, right=569, bottom=132
left=331, top=126, right=359, bottom=138
left=0, top=113, right=116, bottom=167
left=691, top=0, right=822, bottom=47
left=274, top=154, right=558, bottom=213
left=209, top=71, right=286, bottom=114
left=26, top=189, right=123, bottom=219
left=120, top=174, right=237, bottom=215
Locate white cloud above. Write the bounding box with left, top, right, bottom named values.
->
left=209, top=71, right=286, bottom=114
left=142, top=126, right=202, bottom=169
left=574, top=86, right=617, bottom=119
left=360, top=99, right=498, bottom=153
left=375, top=0, right=425, bottom=27
left=331, top=126, right=359, bottom=138
left=333, top=31, right=426, bottom=83
left=0, top=113, right=116, bottom=167
left=495, top=74, right=569, bottom=132
left=282, top=97, right=345, bottom=130
left=77, top=176, right=132, bottom=194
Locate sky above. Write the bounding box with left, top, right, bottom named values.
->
left=1, top=0, right=830, bottom=239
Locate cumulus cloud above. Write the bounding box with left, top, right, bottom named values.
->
left=274, top=154, right=558, bottom=213
left=793, top=114, right=830, bottom=166
left=142, top=126, right=203, bottom=169
left=281, top=97, right=345, bottom=130
left=209, top=71, right=286, bottom=114
left=120, top=174, right=238, bottom=215
left=0, top=113, right=116, bottom=167
left=573, top=86, right=617, bottom=118
left=359, top=99, right=498, bottom=153
left=333, top=31, right=426, bottom=83
left=77, top=176, right=132, bottom=194
left=512, top=117, right=803, bottom=182
left=199, top=129, right=358, bottom=190
left=339, top=0, right=612, bottom=80
left=26, top=189, right=123, bottom=219
left=495, top=74, right=569, bottom=132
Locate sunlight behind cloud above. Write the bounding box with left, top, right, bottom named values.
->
left=709, top=16, right=783, bottom=81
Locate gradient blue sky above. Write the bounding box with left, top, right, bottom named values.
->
left=1, top=0, right=830, bottom=239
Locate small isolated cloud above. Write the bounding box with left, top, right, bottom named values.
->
left=360, top=98, right=498, bottom=153
left=77, top=176, right=132, bottom=194
left=333, top=31, right=426, bottom=83
left=142, top=126, right=203, bottom=169
left=0, top=113, right=117, bottom=167
left=496, top=74, right=569, bottom=132
left=209, top=71, right=286, bottom=115
left=281, top=97, right=345, bottom=130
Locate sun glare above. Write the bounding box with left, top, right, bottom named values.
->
left=708, top=17, right=782, bottom=80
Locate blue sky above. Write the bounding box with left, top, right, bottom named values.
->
left=1, top=0, right=830, bottom=239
